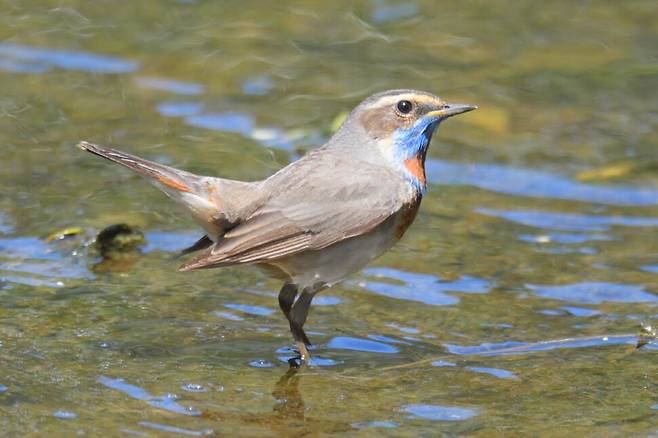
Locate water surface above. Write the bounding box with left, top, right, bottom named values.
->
left=0, top=1, right=657, bottom=436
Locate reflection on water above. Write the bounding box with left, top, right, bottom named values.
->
left=427, top=159, right=658, bottom=206
left=477, top=208, right=658, bottom=232
left=134, top=77, right=206, bottom=96
left=527, top=282, right=657, bottom=304
left=327, top=336, right=399, bottom=354
left=401, top=404, right=479, bottom=421
left=359, top=267, right=490, bottom=306
left=444, top=334, right=650, bottom=356
left=466, top=366, right=518, bottom=380
left=0, top=42, right=137, bottom=73
left=98, top=376, right=201, bottom=416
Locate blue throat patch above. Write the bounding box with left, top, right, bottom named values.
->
left=392, top=118, right=441, bottom=191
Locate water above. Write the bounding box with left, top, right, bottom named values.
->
left=0, top=1, right=657, bottom=436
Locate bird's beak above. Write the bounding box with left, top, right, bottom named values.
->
left=426, top=103, right=478, bottom=119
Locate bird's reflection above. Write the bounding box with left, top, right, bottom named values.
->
left=271, top=368, right=305, bottom=421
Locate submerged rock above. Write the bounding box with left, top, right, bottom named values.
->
left=93, top=223, right=145, bottom=272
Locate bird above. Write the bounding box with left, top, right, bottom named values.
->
left=77, top=89, right=476, bottom=366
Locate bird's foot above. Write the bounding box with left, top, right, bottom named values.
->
left=288, top=342, right=311, bottom=369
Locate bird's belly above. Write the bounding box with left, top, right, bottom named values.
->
left=268, top=215, right=404, bottom=288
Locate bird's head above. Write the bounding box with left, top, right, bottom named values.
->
left=344, top=89, right=476, bottom=190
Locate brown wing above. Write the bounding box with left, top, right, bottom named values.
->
left=177, top=148, right=413, bottom=272
left=177, top=200, right=395, bottom=271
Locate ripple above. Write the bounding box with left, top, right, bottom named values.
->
left=276, top=354, right=338, bottom=366
left=224, top=303, right=274, bottom=316
left=241, top=75, right=273, bottom=95
left=518, top=233, right=611, bottom=244
left=0, top=236, right=94, bottom=288
left=466, top=366, right=518, bottom=379
left=52, top=410, right=77, bottom=420
left=144, top=231, right=204, bottom=253
left=314, top=295, right=343, bottom=306
left=0, top=42, right=138, bottom=74
left=360, top=267, right=490, bottom=306
left=402, top=404, right=479, bottom=421
left=0, top=213, right=13, bottom=234
left=137, top=421, right=213, bottom=436
left=249, top=359, right=274, bottom=368
left=183, top=112, right=293, bottom=150
left=431, top=360, right=457, bottom=367
left=561, top=306, right=601, bottom=317
left=181, top=383, right=207, bottom=393
left=211, top=311, right=244, bottom=321
left=186, top=112, right=254, bottom=135
left=476, top=208, right=658, bottom=232
left=368, top=334, right=412, bottom=345
left=156, top=101, right=204, bottom=117
left=527, top=282, right=657, bottom=304
left=352, top=420, right=399, bottom=429
left=445, top=334, right=640, bottom=356
left=427, top=158, right=658, bottom=206
left=98, top=376, right=200, bottom=416
left=327, top=336, right=399, bottom=354
left=134, top=77, right=205, bottom=95
left=371, top=0, right=418, bottom=23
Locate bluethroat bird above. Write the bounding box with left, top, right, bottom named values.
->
left=78, top=89, right=476, bottom=366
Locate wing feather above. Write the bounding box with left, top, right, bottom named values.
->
left=177, top=153, right=412, bottom=271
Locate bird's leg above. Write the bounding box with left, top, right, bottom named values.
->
left=288, top=286, right=320, bottom=366
left=277, top=282, right=298, bottom=321
left=278, top=283, right=306, bottom=367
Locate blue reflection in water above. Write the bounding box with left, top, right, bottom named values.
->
left=186, top=112, right=293, bottom=150
left=466, top=366, right=518, bottom=379
left=445, top=334, right=650, bottom=356
left=426, top=158, right=658, bottom=206
left=371, top=0, right=418, bottom=23
left=352, top=420, right=400, bottom=429
left=0, top=236, right=93, bottom=288
left=98, top=376, right=200, bottom=416
left=186, top=112, right=254, bottom=135
left=477, top=208, right=658, bottom=232
left=518, top=233, right=611, bottom=244
left=360, top=267, right=490, bottom=306
left=241, top=75, right=273, bottom=95
left=157, top=102, right=204, bottom=117
left=314, top=295, right=343, bottom=306
left=0, top=43, right=138, bottom=73
left=137, top=421, right=214, bottom=436
left=224, top=303, right=274, bottom=316
left=248, top=359, right=274, bottom=368
left=0, top=214, right=13, bottom=234
left=402, top=404, right=479, bottom=421
left=641, top=265, right=658, bottom=273
left=143, top=231, right=202, bottom=253
left=212, top=311, right=244, bottom=321
left=561, top=306, right=601, bottom=317
left=327, top=336, right=399, bottom=354
left=527, top=282, right=657, bottom=304
left=134, top=77, right=205, bottom=95
left=52, top=411, right=77, bottom=420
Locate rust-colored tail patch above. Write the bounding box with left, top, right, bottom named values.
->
left=156, top=174, right=191, bottom=192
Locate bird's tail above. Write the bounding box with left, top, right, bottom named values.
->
left=77, top=141, right=226, bottom=241
left=77, top=141, right=198, bottom=194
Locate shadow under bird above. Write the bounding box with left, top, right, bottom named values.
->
left=78, top=89, right=476, bottom=366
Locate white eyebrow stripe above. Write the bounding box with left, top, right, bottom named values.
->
left=362, top=94, right=441, bottom=110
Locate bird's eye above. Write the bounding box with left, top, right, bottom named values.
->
left=396, top=100, right=413, bottom=114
